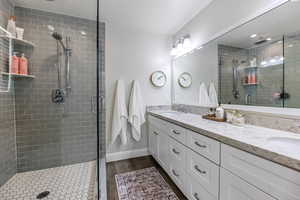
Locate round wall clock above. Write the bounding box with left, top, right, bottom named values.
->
left=178, top=72, right=192, bottom=88
left=150, top=71, right=167, bottom=87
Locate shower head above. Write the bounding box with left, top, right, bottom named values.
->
left=52, top=32, right=62, bottom=41
left=52, top=32, right=66, bottom=50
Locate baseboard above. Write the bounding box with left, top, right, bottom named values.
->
left=106, top=148, right=150, bottom=163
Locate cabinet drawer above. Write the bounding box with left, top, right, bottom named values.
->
left=148, top=115, right=168, bottom=131
left=168, top=122, right=186, bottom=144
left=186, top=149, right=219, bottom=198
left=186, top=174, right=217, bottom=200
left=168, top=137, right=187, bottom=168
left=169, top=162, right=187, bottom=193
left=220, top=168, right=275, bottom=200
left=221, top=144, right=300, bottom=200
left=187, top=129, right=220, bottom=164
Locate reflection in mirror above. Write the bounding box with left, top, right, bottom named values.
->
left=173, top=42, right=218, bottom=105
left=172, top=1, right=300, bottom=108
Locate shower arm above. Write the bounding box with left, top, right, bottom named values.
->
left=65, top=36, right=72, bottom=91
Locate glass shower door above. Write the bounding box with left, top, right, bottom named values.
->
left=0, top=0, right=105, bottom=199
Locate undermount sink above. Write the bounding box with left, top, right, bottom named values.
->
left=265, top=137, right=300, bottom=152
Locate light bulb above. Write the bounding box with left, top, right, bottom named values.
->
left=261, top=61, right=267, bottom=65
left=177, top=42, right=184, bottom=55
left=170, top=46, right=177, bottom=56
left=182, top=37, right=192, bottom=50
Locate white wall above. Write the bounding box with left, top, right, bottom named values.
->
left=174, top=0, right=288, bottom=48
left=106, top=24, right=171, bottom=154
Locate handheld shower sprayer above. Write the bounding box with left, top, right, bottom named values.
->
left=51, top=31, right=72, bottom=104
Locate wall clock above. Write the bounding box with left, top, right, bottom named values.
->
left=178, top=72, right=192, bottom=88
left=151, top=71, right=167, bottom=87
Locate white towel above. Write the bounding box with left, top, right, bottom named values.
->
left=111, top=80, right=128, bottom=145
left=128, top=80, right=145, bottom=142
left=209, top=82, right=218, bottom=107
left=199, top=82, right=211, bottom=107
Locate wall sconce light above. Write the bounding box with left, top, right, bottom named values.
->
left=170, top=35, right=192, bottom=57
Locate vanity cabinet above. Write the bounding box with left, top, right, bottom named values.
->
left=148, top=116, right=219, bottom=200
left=220, top=168, right=275, bottom=200
left=147, top=115, right=300, bottom=200
left=221, top=144, right=300, bottom=200
left=148, top=125, right=159, bottom=158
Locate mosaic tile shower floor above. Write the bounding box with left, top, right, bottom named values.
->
left=0, top=161, right=96, bottom=200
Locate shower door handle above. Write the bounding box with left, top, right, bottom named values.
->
left=91, top=96, right=104, bottom=113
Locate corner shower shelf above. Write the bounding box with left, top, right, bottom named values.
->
left=1, top=72, right=35, bottom=79
left=0, top=35, right=36, bottom=48
left=243, top=66, right=257, bottom=70
left=243, top=83, right=258, bottom=86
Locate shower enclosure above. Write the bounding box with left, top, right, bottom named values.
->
left=0, top=0, right=105, bottom=199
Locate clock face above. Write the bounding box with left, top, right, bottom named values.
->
left=151, top=71, right=167, bottom=87
left=178, top=72, right=192, bottom=88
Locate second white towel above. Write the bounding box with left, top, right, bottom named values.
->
left=128, top=80, right=145, bottom=142
left=209, top=82, right=218, bottom=107
left=199, top=82, right=211, bottom=107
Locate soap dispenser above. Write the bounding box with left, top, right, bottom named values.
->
left=216, top=104, right=225, bottom=120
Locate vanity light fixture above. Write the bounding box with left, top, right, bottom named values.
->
left=266, top=37, right=272, bottom=41
left=250, top=34, right=257, bottom=38
left=170, top=35, right=192, bottom=57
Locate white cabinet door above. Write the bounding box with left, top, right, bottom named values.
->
left=157, top=130, right=170, bottom=170
left=220, top=168, right=276, bottom=200
left=148, top=125, right=158, bottom=158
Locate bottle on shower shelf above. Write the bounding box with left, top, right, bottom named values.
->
left=251, top=71, right=257, bottom=84
left=11, top=52, right=19, bottom=74
left=19, top=53, right=28, bottom=75
left=6, top=16, right=17, bottom=37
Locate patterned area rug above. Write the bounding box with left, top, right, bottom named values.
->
left=115, top=167, right=179, bottom=200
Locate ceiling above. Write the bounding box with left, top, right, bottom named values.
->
left=13, top=0, right=213, bottom=35
left=100, top=0, right=213, bottom=35
left=14, top=0, right=97, bottom=21
left=217, top=1, right=300, bottom=49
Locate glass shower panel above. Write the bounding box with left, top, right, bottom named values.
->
left=0, top=0, right=103, bottom=199
left=283, top=33, right=300, bottom=108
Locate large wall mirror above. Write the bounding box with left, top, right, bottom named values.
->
left=172, top=1, right=300, bottom=108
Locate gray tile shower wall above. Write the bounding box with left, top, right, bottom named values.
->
left=219, top=44, right=283, bottom=107
left=0, top=0, right=16, bottom=187
left=14, top=7, right=104, bottom=172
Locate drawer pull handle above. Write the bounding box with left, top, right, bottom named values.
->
left=194, top=193, right=200, bottom=200
left=172, top=148, right=180, bottom=155
left=194, top=165, right=206, bottom=174
left=172, top=130, right=181, bottom=135
left=153, top=131, right=159, bottom=135
left=194, top=141, right=207, bottom=148
left=172, top=169, right=180, bottom=177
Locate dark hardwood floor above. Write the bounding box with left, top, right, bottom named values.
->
left=107, top=156, right=188, bottom=200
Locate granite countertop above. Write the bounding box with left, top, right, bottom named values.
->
left=148, top=110, right=300, bottom=172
